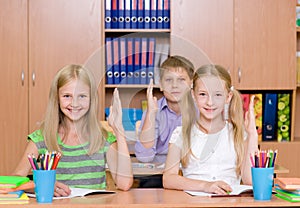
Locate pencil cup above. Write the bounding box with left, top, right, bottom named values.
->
left=251, top=167, right=274, bottom=201
left=33, top=170, right=56, bottom=203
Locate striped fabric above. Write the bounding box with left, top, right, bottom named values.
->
left=28, top=130, right=116, bottom=189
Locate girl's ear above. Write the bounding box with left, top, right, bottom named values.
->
left=226, top=91, right=233, bottom=104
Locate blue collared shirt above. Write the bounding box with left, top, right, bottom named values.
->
left=134, top=97, right=182, bottom=163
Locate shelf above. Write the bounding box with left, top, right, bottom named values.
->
left=105, top=84, right=160, bottom=89
left=105, top=29, right=170, bottom=33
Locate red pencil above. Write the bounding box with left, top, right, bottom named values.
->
left=51, top=152, right=61, bottom=170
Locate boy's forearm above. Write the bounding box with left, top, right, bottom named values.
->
left=138, top=111, right=156, bottom=148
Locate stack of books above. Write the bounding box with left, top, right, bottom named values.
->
left=0, top=176, right=32, bottom=204
left=275, top=177, right=300, bottom=202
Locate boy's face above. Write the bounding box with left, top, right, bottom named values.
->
left=192, top=76, right=231, bottom=121
left=160, top=67, right=192, bottom=103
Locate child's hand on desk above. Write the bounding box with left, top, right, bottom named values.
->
left=204, top=181, right=232, bottom=195
left=54, top=181, right=71, bottom=197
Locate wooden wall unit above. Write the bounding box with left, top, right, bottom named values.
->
left=171, top=0, right=296, bottom=90
left=0, top=0, right=101, bottom=174
left=1, top=0, right=299, bottom=176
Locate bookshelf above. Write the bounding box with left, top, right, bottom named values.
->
left=100, top=0, right=170, bottom=120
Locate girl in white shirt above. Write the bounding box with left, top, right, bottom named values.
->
left=163, top=64, right=258, bottom=195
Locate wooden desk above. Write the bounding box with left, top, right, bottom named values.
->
left=5, top=188, right=299, bottom=207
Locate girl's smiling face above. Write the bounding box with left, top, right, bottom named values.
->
left=58, top=79, right=90, bottom=122
left=192, top=75, right=231, bottom=121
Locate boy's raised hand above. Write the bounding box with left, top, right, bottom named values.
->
left=108, top=88, right=124, bottom=134
left=244, top=95, right=258, bottom=136
left=147, top=79, right=158, bottom=113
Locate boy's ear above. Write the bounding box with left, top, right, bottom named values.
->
left=159, top=83, right=163, bottom=91
left=191, top=89, right=195, bottom=101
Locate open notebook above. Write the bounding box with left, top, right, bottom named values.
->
left=185, top=185, right=253, bottom=197
left=27, top=187, right=115, bottom=199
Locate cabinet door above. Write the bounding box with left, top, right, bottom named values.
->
left=234, top=0, right=296, bottom=90
left=29, top=0, right=102, bottom=132
left=0, top=1, right=28, bottom=174
left=171, top=0, right=234, bottom=72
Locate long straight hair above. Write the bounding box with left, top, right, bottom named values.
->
left=40, top=64, right=106, bottom=154
left=180, top=64, right=244, bottom=175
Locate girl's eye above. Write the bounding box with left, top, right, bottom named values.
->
left=63, top=94, right=71, bottom=98
left=199, top=93, right=206, bottom=96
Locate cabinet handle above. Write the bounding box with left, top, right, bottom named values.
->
left=21, top=70, right=25, bottom=86
left=32, top=71, right=35, bottom=86
left=238, top=67, right=241, bottom=83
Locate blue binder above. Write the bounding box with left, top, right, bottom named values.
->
left=163, top=0, right=170, bottom=29
left=105, top=0, right=112, bottom=29
left=112, top=38, right=120, bottom=84
left=140, top=38, right=148, bottom=84
left=262, top=93, right=277, bottom=141
left=144, top=0, right=151, bottom=29
left=111, top=0, right=118, bottom=28
left=119, top=38, right=127, bottom=84
left=131, top=0, right=138, bottom=29
left=118, top=0, right=125, bottom=28
left=150, top=0, right=157, bottom=29
left=124, top=0, right=131, bottom=29
left=157, top=0, right=163, bottom=29
left=134, top=38, right=141, bottom=84
left=105, top=37, right=113, bottom=84
left=147, top=38, right=156, bottom=84
left=126, top=38, right=134, bottom=84
left=137, top=0, right=144, bottom=29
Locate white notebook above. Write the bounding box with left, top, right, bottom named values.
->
left=27, top=187, right=115, bottom=199
left=185, top=185, right=253, bottom=197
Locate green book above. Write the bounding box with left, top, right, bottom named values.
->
left=276, top=193, right=300, bottom=202
left=275, top=188, right=300, bottom=202
left=0, top=176, right=29, bottom=188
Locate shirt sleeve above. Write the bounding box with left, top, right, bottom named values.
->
left=28, top=129, right=48, bottom=154
left=169, top=126, right=183, bottom=149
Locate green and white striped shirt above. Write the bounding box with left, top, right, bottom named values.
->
left=29, top=130, right=116, bottom=189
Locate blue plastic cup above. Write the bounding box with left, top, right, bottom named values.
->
left=33, top=170, right=56, bottom=203
left=251, top=167, right=274, bottom=201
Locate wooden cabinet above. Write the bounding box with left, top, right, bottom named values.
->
left=0, top=0, right=28, bottom=175
left=234, top=0, right=296, bottom=90
left=171, top=0, right=296, bottom=90
left=171, top=0, right=234, bottom=73
left=0, top=0, right=101, bottom=174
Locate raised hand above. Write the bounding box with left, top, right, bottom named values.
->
left=146, top=79, right=158, bottom=113
left=244, top=95, right=258, bottom=136
left=108, top=88, right=124, bottom=135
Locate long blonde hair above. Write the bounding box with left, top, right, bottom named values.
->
left=40, top=64, right=106, bottom=154
left=180, top=64, right=244, bottom=175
